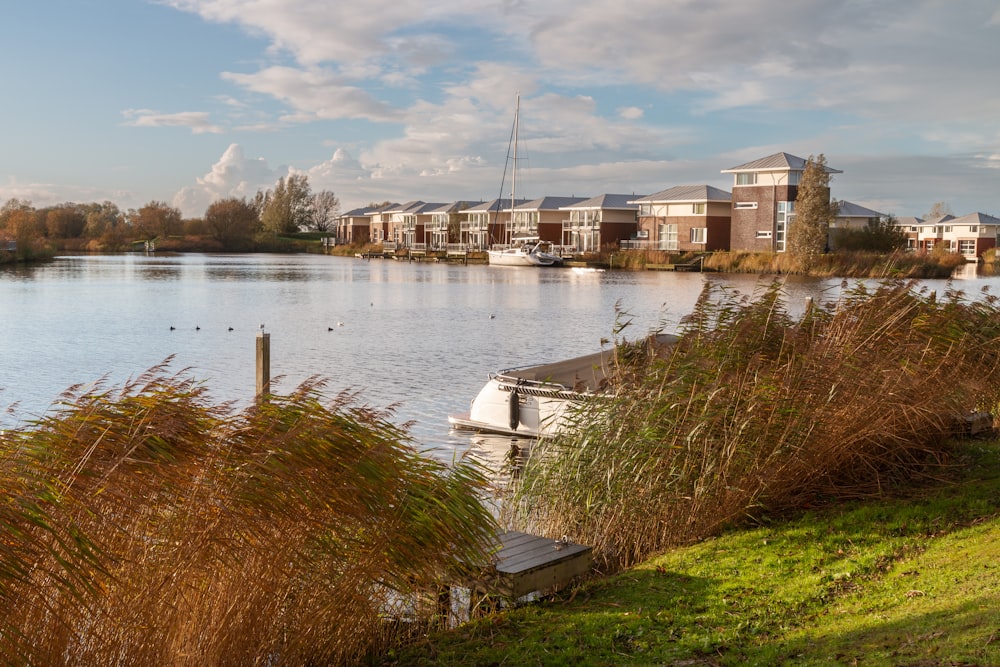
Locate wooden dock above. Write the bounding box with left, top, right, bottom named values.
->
left=469, top=530, right=592, bottom=599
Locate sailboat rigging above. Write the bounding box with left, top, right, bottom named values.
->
left=487, top=94, right=563, bottom=267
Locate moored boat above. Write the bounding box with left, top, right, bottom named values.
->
left=487, top=236, right=563, bottom=267
left=449, top=334, right=677, bottom=438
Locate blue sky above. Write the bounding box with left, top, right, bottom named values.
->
left=2, top=0, right=998, bottom=219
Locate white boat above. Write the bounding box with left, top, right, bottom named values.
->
left=487, top=236, right=563, bottom=267
left=449, top=334, right=677, bottom=438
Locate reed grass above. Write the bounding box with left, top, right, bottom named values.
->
left=508, top=280, right=1000, bottom=570
left=1, top=368, right=496, bottom=665
left=701, top=249, right=965, bottom=277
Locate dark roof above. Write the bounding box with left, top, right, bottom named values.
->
left=559, top=194, right=642, bottom=210
left=722, top=151, right=842, bottom=174
left=631, top=184, right=731, bottom=204
left=515, top=196, right=588, bottom=211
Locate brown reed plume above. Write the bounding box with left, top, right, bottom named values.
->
left=1, top=370, right=495, bottom=666
left=509, top=280, right=1000, bottom=570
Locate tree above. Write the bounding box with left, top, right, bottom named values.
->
left=205, top=197, right=260, bottom=250
left=44, top=205, right=87, bottom=239
left=924, top=201, right=953, bottom=221
left=788, top=154, right=838, bottom=261
left=83, top=201, right=126, bottom=250
left=0, top=199, right=43, bottom=259
left=259, top=174, right=313, bottom=235
left=311, top=190, right=340, bottom=232
left=131, top=201, right=182, bottom=239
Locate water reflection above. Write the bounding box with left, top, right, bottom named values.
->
left=3, top=253, right=996, bottom=465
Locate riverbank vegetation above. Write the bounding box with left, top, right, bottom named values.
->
left=0, top=373, right=496, bottom=665
left=399, top=437, right=1000, bottom=665
left=510, top=280, right=1000, bottom=570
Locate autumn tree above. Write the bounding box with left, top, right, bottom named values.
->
left=259, top=174, right=313, bottom=235
left=788, top=154, right=838, bottom=261
left=205, top=197, right=260, bottom=250
left=131, top=201, right=182, bottom=239
left=0, top=199, right=44, bottom=259
left=43, top=204, right=87, bottom=239
left=83, top=201, right=127, bottom=250
left=311, top=190, right=340, bottom=232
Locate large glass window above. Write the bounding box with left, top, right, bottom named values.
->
left=659, top=223, right=678, bottom=250
left=776, top=201, right=795, bottom=253
left=736, top=173, right=757, bottom=185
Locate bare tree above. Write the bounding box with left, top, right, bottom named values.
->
left=311, top=191, right=340, bottom=232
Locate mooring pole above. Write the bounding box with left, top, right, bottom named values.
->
left=256, top=329, right=271, bottom=401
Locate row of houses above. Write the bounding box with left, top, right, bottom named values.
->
left=333, top=151, right=1000, bottom=258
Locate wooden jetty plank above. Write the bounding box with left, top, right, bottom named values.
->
left=473, top=530, right=593, bottom=599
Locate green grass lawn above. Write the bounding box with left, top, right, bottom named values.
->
left=393, top=439, right=1000, bottom=666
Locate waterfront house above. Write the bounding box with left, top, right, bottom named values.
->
left=913, top=212, right=1000, bottom=258
left=628, top=185, right=732, bottom=252
left=722, top=152, right=841, bottom=252
left=335, top=206, right=376, bottom=245
left=558, top=194, right=641, bottom=252
left=895, top=216, right=924, bottom=251
left=505, top=196, right=588, bottom=247
left=367, top=203, right=399, bottom=245
left=460, top=198, right=530, bottom=249
left=424, top=201, right=482, bottom=249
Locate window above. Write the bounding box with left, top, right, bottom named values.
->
left=735, top=202, right=758, bottom=209
left=659, top=223, right=678, bottom=250
left=639, top=204, right=652, bottom=217
left=776, top=201, right=795, bottom=253
left=692, top=203, right=706, bottom=215
left=690, top=227, right=707, bottom=244
left=959, top=240, right=976, bottom=256
left=755, top=230, right=772, bottom=239
left=944, top=226, right=952, bottom=233
left=736, top=173, right=757, bottom=186
left=969, top=226, right=978, bottom=233
left=909, top=226, right=918, bottom=232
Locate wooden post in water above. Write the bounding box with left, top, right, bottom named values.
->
left=256, top=329, right=271, bottom=401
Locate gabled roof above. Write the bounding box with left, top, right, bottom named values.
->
left=895, top=216, right=923, bottom=226
left=342, top=206, right=373, bottom=217
left=948, top=212, right=1000, bottom=226
left=465, top=198, right=531, bottom=213
left=631, top=184, right=731, bottom=204
left=559, top=194, right=642, bottom=210
left=722, top=152, right=842, bottom=174
left=923, top=214, right=956, bottom=225
left=836, top=201, right=884, bottom=218
left=514, top=196, right=588, bottom=211
left=429, top=200, right=484, bottom=214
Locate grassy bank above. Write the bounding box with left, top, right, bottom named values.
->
left=395, top=438, right=1000, bottom=666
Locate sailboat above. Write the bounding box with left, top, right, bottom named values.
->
left=487, top=95, right=563, bottom=267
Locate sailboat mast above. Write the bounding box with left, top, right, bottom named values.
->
left=512, top=93, right=518, bottom=227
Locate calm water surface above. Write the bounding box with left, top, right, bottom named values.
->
left=1, top=253, right=986, bottom=459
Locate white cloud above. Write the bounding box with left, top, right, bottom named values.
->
left=121, top=109, right=223, bottom=134
left=172, top=144, right=280, bottom=216
left=618, top=107, right=644, bottom=120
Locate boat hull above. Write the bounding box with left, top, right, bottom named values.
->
left=487, top=248, right=561, bottom=266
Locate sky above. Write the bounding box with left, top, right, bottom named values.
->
left=2, top=0, right=998, bottom=220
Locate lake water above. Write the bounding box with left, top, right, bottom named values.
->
left=0, top=253, right=990, bottom=460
